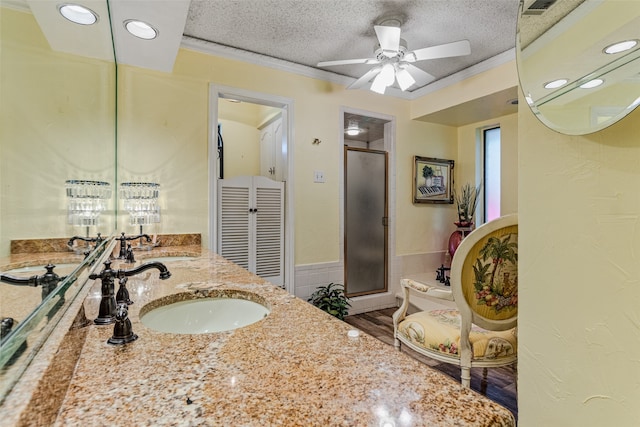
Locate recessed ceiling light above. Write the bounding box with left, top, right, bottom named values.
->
left=345, top=120, right=366, bottom=136
left=58, top=4, right=98, bottom=25
left=580, top=79, right=604, bottom=89
left=603, top=40, right=638, bottom=54
left=543, top=79, right=568, bottom=89
left=124, top=20, right=158, bottom=40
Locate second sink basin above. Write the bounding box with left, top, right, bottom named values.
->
left=141, top=293, right=270, bottom=334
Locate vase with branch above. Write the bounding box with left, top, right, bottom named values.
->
left=448, top=183, right=482, bottom=259
left=454, top=183, right=481, bottom=227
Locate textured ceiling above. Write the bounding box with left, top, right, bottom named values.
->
left=184, top=0, right=521, bottom=93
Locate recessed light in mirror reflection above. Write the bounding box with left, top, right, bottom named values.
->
left=124, top=20, right=158, bottom=40
left=580, top=79, right=604, bottom=89
left=59, top=4, right=98, bottom=25
left=543, top=79, right=568, bottom=89
left=604, top=40, right=638, bottom=54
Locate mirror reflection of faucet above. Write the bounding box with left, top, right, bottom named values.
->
left=67, top=233, right=103, bottom=255
left=0, top=263, right=67, bottom=301
left=115, top=232, right=158, bottom=260
left=0, top=317, right=28, bottom=366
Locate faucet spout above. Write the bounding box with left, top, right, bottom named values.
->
left=119, top=261, right=171, bottom=280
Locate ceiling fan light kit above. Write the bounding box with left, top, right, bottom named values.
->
left=317, top=23, right=471, bottom=95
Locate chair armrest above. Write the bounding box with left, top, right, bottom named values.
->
left=401, top=277, right=455, bottom=301
left=393, top=276, right=455, bottom=328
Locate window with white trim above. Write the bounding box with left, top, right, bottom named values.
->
left=483, top=127, right=501, bottom=222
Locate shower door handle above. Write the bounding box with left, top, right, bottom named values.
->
left=381, top=217, right=388, bottom=226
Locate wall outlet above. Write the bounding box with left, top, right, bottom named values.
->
left=314, top=170, right=325, bottom=183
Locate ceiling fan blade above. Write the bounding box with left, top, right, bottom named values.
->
left=374, top=25, right=401, bottom=53
left=408, top=40, right=471, bottom=62
left=404, top=64, right=436, bottom=86
left=317, top=58, right=372, bottom=67
left=347, top=67, right=382, bottom=90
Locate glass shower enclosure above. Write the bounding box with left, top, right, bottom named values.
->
left=344, top=147, right=388, bottom=297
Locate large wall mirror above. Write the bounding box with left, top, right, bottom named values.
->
left=517, top=0, right=640, bottom=135
left=0, top=2, right=115, bottom=399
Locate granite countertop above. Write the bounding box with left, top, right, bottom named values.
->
left=51, top=249, right=514, bottom=426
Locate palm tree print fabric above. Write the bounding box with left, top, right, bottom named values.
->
left=463, top=227, right=518, bottom=321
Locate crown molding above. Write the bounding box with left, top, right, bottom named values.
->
left=406, top=48, right=516, bottom=100
left=181, top=35, right=515, bottom=101
left=1, top=0, right=30, bottom=12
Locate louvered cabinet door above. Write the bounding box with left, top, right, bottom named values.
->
left=218, top=176, right=251, bottom=270
left=218, top=176, right=284, bottom=286
left=253, top=176, right=284, bottom=286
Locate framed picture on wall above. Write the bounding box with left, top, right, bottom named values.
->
left=412, top=156, right=454, bottom=204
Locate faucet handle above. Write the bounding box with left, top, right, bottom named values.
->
left=107, top=303, right=138, bottom=345
left=125, top=244, right=135, bottom=264
left=115, top=276, right=133, bottom=306
left=1, top=317, right=15, bottom=340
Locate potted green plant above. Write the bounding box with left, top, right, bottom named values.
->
left=307, top=283, right=351, bottom=320
left=454, top=183, right=481, bottom=226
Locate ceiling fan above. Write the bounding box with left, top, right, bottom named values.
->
left=317, top=23, right=471, bottom=94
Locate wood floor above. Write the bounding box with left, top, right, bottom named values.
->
left=344, top=308, right=518, bottom=419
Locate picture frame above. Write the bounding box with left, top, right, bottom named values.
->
left=412, top=156, right=454, bottom=204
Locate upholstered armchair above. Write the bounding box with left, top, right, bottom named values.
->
left=393, top=214, right=518, bottom=387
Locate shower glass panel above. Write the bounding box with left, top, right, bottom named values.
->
left=344, top=147, right=388, bottom=297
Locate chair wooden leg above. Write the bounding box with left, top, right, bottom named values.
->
left=461, top=367, right=471, bottom=388
left=480, top=367, right=488, bottom=394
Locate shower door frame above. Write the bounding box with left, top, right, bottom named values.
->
left=343, top=146, right=389, bottom=298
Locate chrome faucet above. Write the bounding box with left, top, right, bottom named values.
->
left=89, top=260, right=171, bottom=325
left=0, top=264, right=67, bottom=301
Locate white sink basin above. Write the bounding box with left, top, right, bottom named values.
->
left=141, top=296, right=269, bottom=334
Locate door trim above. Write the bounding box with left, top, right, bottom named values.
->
left=340, top=107, right=396, bottom=302
left=209, top=84, right=295, bottom=294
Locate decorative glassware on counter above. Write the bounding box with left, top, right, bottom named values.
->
left=65, top=179, right=111, bottom=230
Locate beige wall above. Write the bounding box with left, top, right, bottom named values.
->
left=217, top=119, right=260, bottom=178
left=518, top=94, right=640, bottom=425
left=0, top=9, right=115, bottom=256
left=218, top=100, right=262, bottom=178
left=118, top=47, right=468, bottom=264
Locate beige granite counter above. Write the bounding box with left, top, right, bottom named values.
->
left=46, top=249, right=515, bottom=426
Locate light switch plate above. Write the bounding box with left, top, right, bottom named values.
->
left=314, top=170, right=325, bottom=183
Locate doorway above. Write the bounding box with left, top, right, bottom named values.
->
left=344, top=147, right=388, bottom=296
left=209, top=85, right=294, bottom=293
left=342, top=110, right=393, bottom=298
